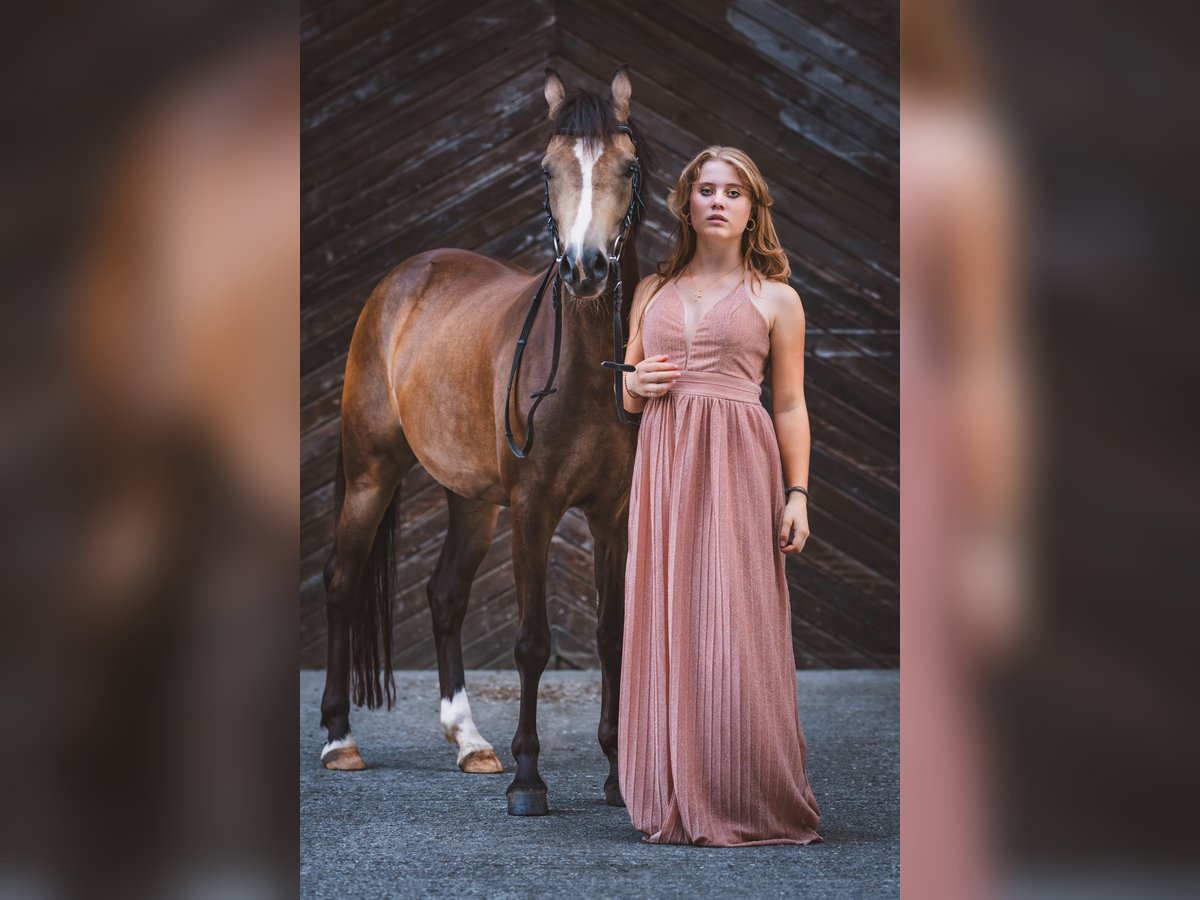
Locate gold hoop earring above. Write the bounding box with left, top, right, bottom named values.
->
left=745, top=218, right=756, bottom=232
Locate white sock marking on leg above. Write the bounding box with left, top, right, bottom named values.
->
left=320, top=733, right=358, bottom=761
left=440, top=688, right=494, bottom=765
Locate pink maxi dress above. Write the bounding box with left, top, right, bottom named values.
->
left=617, top=277, right=823, bottom=846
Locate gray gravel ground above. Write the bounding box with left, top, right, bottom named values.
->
left=300, top=669, right=898, bottom=899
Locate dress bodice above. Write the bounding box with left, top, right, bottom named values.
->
left=641, top=280, right=771, bottom=382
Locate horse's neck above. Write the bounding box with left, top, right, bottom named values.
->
left=561, top=245, right=641, bottom=364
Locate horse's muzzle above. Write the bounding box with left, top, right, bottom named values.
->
left=558, top=247, right=609, bottom=297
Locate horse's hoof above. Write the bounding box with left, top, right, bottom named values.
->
left=604, top=781, right=625, bottom=807
left=322, top=745, right=367, bottom=770
left=460, top=748, right=504, bottom=774
left=321, top=737, right=367, bottom=771
left=507, top=788, right=549, bottom=816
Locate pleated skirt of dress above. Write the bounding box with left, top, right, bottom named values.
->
left=617, top=370, right=823, bottom=847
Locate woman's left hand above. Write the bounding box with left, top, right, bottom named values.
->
left=778, top=496, right=810, bottom=555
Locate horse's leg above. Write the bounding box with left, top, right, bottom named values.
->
left=319, top=454, right=406, bottom=770
left=429, top=490, right=503, bottom=774
left=588, top=508, right=628, bottom=807
left=506, top=495, right=560, bottom=815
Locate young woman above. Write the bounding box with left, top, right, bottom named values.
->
left=617, top=146, right=823, bottom=846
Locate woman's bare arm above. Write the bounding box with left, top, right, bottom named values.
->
left=622, top=276, right=679, bottom=411
left=768, top=283, right=812, bottom=554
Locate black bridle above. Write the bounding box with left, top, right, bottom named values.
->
left=504, top=123, right=645, bottom=459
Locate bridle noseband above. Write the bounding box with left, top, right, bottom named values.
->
left=504, top=123, right=645, bottom=459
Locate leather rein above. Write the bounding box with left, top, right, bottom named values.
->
left=503, top=123, right=645, bottom=459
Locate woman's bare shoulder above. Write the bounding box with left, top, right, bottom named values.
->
left=748, top=277, right=803, bottom=331
left=638, top=271, right=676, bottom=298
left=632, top=272, right=675, bottom=314
left=751, top=277, right=801, bottom=304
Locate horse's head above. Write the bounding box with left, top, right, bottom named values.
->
left=541, top=66, right=649, bottom=300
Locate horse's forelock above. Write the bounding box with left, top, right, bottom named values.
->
left=549, top=90, right=615, bottom=148
left=548, top=88, right=655, bottom=174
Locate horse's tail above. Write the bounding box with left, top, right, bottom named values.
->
left=332, top=442, right=399, bottom=711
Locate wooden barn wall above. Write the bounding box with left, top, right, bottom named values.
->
left=300, top=0, right=899, bottom=670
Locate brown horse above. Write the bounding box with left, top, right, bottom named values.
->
left=318, top=66, right=654, bottom=816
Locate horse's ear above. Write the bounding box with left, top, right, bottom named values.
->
left=610, top=64, right=632, bottom=122
left=544, top=68, right=566, bottom=120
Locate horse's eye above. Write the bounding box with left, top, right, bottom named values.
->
left=625, top=163, right=638, bottom=178
left=541, top=167, right=552, bottom=180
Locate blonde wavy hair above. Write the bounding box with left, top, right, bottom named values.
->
left=637, top=146, right=789, bottom=333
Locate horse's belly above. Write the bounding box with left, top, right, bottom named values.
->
left=401, top=414, right=508, bottom=506
left=423, top=462, right=509, bottom=506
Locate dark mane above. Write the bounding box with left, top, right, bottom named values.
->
left=547, top=88, right=657, bottom=235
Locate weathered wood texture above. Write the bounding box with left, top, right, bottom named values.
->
left=301, top=0, right=899, bottom=670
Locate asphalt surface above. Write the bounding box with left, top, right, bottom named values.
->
left=300, top=669, right=898, bottom=898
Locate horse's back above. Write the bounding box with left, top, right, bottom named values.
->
left=351, top=248, right=536, bottom=364
left=367, top=248, right=535, bottom=317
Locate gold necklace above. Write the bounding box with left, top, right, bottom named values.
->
left=687, top=262, right=744, bottom=300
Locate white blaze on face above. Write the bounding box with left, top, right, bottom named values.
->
left=440, top=688, right=494, bottom=765
left=567, top=138, right=603, bottom=253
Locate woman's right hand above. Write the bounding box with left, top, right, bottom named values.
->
left=631, top=354, right=681, bottom=398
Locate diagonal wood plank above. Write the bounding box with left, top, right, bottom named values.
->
left=302, top=3, right=898, bottom=670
